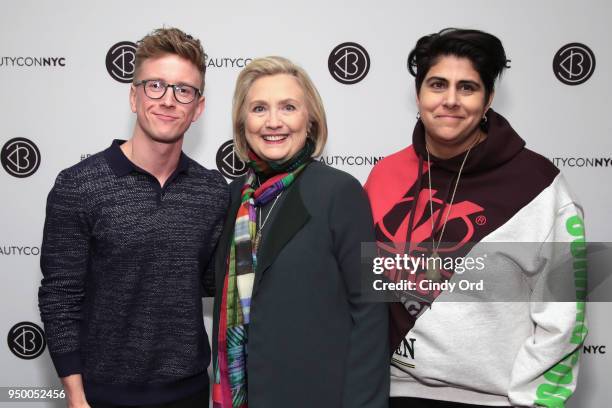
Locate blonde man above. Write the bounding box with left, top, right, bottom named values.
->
left=39, top=28, right=228, bottom=408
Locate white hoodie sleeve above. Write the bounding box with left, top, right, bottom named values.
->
left=508, top=204, right=587, bottom=407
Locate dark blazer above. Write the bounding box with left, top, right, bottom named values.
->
left=212, top=161, right=389, bottom=408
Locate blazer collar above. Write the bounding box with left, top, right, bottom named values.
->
left=254, top=175, right=310, bottom=294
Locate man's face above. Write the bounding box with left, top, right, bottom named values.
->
left=130, top=54, right=204, bottom=144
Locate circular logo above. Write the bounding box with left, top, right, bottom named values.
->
left=553, top=43, right=596, bottom=85
left=475, top=215, right=487, bottom=226
left=105, top=41, right=137, bottom=83
left=216, top=140, right=247, bottom=179
left=7, top=322, right=46, bottom=360
left=328, top=42, right=370, bottom=84
left=1, top=137, right=41, bottom=178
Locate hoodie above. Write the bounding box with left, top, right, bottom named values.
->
left=364, top=110, right=586, bottom=407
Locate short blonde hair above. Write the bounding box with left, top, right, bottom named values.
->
left=134, top=27, right=206, bottom=93
left=232, top=56, right=328, bottom=161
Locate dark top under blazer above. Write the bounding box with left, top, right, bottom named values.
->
left=212, top=161, right=389, bottom=408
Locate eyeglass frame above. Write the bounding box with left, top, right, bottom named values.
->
left=133, top=79, right=201, bottom=104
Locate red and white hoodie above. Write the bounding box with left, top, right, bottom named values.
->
left=365, top=110, right=587, bottom=407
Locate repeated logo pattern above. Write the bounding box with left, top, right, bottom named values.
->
left=216, top=140, right=248, bottom=179
left=328, top=42, right=370, bottom=84
left=553, top=43, right=596, bottom=85
left=105, top=41, right=137, bottom=83
left=1, top=138, right=41, bottom=178
left=7, top=322, right=46, bottom=360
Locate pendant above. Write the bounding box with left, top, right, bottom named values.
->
left=253, top=232, right=261, bottom=253
left=425, top=251, right=442, bottom=282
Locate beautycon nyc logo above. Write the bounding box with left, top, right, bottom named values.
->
left=106, top=41, right=137, bottom=83
left=0, top=245, right=41, bottom=256
left=204, top=53, right=253, bottom=69
left=0, top=57, right=66, bottom=68
left=216, top=140, right=247, bottom=179
left=1, top=138, right=41, bottom=178
left=553, top=43, right=596, bottom=85
left=328, top=42, right=370, bottom=84
left=7, top=322, right=46, bottom=360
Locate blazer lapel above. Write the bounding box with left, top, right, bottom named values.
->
left=254, top=180, right=310, bottom=295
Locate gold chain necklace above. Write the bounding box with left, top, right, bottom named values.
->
left=425, top=134, right=481, bottom=281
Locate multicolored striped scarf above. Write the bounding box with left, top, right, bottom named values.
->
left=213, top=140, right=314, bottom=408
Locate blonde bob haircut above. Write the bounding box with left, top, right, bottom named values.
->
left=232, top=56, right=328, bottom=161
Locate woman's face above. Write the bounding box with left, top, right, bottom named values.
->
left=417, top=55, right=492, bottom=157
left=244, top=74, right=310, bottom=162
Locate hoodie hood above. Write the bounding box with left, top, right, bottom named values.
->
left=412, top=109, right=526, bottom=174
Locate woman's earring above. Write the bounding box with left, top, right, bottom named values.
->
left=479, top=110, right=489, bottom=131
left=416, top=112, right=421, bottom=120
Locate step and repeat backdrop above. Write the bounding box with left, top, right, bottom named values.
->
left=1, top=0, right=610, bottom=406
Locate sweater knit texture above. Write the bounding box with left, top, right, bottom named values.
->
left=39, top=140, right=229, bottom=405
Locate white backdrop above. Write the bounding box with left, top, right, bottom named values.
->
left=1, top=0, right=610, bottom=406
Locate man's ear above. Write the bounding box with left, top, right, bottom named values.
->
left=130, top=85, right=137, bottom=113
left=192, top=95, right=205, bottom=122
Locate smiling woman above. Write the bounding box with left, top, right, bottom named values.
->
left=211, top=56, right=389, bottom=408
left=243, top=73, right=310, bottom=162
left=417, top=55, right=491, bottom=159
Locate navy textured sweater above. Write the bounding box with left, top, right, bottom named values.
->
left=38, top=140, right=229, bottom=405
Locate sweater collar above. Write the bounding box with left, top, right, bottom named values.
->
left=104, top=139, right=190, bottom=177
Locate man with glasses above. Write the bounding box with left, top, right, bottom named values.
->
left=39, top=28, right=228, bottom=408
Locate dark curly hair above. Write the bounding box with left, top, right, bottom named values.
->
left=408, top=28, right=510, bottom=102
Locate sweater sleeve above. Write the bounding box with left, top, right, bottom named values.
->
left=508, top=204, right=587, bottom=407
left=330, top=175, right=390, bottom=408
left=38, top=169, right=90, bottom=378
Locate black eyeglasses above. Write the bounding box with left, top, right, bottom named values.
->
left=134, top=79, right=200, bottom=104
